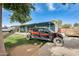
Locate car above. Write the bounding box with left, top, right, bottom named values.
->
left=2, top=27, right=14, bottom=33
left=26, top=27, right=64, bottom=47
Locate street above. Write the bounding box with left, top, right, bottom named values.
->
left=3, top=31, right=14, bottom=38
left=64, top=37, right=79, bottom=49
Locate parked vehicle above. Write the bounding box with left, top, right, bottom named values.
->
left=2, top=27, right=14, bottom=33
left=26, top=22, right=64, bottom=46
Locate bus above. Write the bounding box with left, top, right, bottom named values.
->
left=27, top=21, right=58, bottom=32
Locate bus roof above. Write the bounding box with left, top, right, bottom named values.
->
left=27, top=21, right=55, bottom=28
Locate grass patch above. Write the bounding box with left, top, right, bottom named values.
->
left=4, top=34, right=46, bottom=50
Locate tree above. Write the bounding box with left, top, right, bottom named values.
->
left=52, top=19, right=62, bottom=28
left=73, top=23, right=79, bottom=27
left=51, top=19, right=62, bottom=32
left=61, top=24, right=72, bottom=28
left=4, top=3, right=35, bottom=32
left=4, top=3, right=35, bottom=24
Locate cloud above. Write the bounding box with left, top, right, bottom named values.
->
left=2, top=24, right=11, bottom=27
left=34, top=4, right=43, bottom=12
left=35, top=7, right=42, bottom=12
left=47, top=3, right=56, bottom=11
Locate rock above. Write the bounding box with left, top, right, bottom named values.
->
left=33, top=43, right=38, bottom=45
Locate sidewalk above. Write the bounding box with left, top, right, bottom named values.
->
left=32, top=43, right=54, bottom=56
left=8, top=44, right=40, bottom=56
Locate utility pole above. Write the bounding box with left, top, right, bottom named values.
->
left=0, top=4, right=6, bottom=56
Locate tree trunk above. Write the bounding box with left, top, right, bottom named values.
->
left=0, top=4, right=6, bottom=56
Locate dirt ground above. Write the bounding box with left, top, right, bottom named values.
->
left=8, top=44, right=40, bottom=56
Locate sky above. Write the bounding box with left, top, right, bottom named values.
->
left=2, top=3, right=79, bottom=27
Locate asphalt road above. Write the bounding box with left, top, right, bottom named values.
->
left=3, top=32, right=9, bottom=36
left=2, top=32, right=14, bottom=38
left=64, top=37, right=79, bottom=49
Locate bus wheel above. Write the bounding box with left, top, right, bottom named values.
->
left=53, top=37, right=64, bottom=47
left=26, top=33, right=31, bottom=40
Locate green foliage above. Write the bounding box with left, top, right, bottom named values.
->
left=52, top=19, right=62, bottom=25
left=10, top=11, right=32, bottom=23
left=73, top=23, right=79, bottom=27
left=4, top=3, right=35, bottom=24
left=4, top=34, right=46, bottom=50
left=61, top=24, right=72, bottom=28
left=51, top=19, right=62, bottom=28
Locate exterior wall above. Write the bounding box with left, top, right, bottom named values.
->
left=0, top=4, right=6, bottom=55
left=60, top=28, right=79, bottom=36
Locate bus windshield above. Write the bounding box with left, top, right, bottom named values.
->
left=49, top=27, right=55, bottom=32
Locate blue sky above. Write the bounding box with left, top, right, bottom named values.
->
left=2, top=3, right=79, bottom=27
